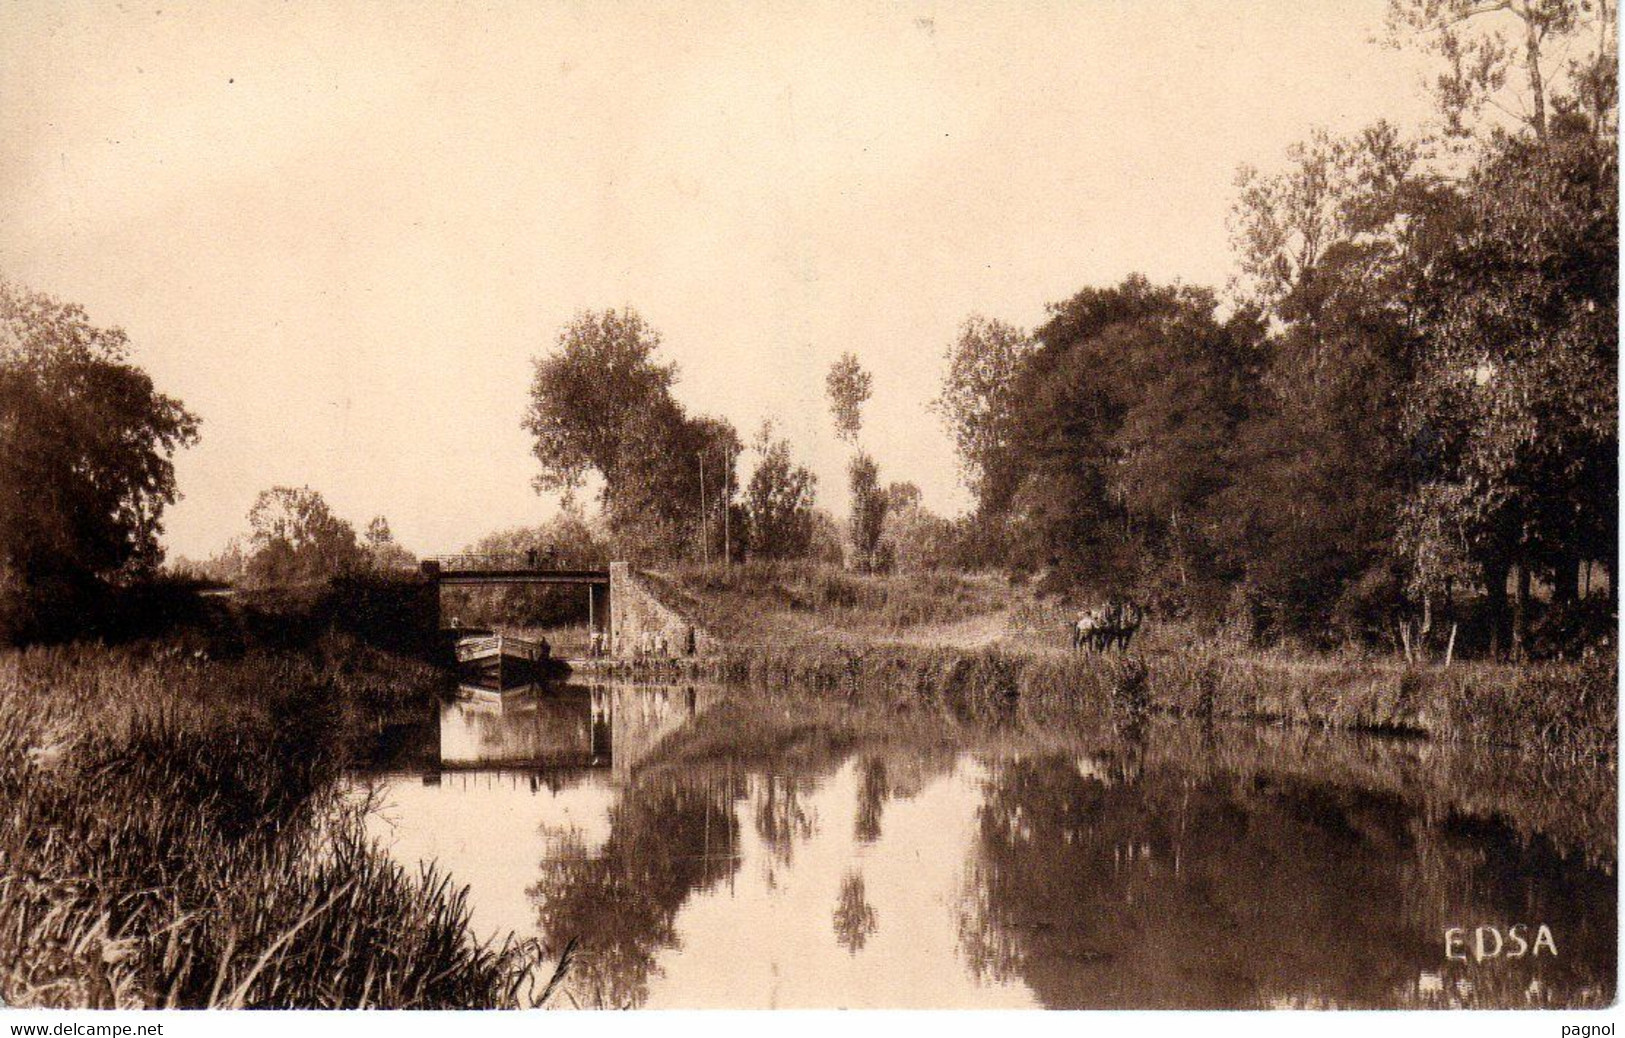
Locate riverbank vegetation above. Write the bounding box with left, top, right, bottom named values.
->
left=0, top=614, right=563, bottom=1009
left=645, top=560, right=1615, bottom=762
left=706, top=638, right=1616, bottom=764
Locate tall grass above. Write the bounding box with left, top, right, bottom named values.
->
left=0, top=639, right=558, bottom=1009
left=669, top=560, right=1010, bottom=635
left=707, top=640, right=1618, bottom=763
left=656, top=565, right=1615, bottom=761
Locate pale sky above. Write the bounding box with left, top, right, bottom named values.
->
left=0, top=0, right=1435, bottom=560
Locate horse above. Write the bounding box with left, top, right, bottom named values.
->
left=1104, top=600, right=1143, bottom=652
left=1072, top=600, right=1144, bottom=653
left=1072, top=606, right=1109, bottom=652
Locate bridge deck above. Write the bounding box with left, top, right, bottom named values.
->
left=435, top=568, right=609, bottom=586
left=424, top=554, right=609, bottom=586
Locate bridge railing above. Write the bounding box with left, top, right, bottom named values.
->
left=428, top=552, right=569, bottom=572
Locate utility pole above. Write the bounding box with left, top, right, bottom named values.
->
left=699, top=450, right=709, bottom=565
left=722, top=444, right=731, bottom=565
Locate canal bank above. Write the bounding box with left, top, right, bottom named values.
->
left=652, top=563, right=1617, bottom=765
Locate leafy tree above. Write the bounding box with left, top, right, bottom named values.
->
left=1218, top=123, right=1447, bottom=640
left=878, top=494, right=957, bottom=575
left=1229, top=122, right=1421, bottom=314
left=743, top=421, right=818, bottom=560
left=244, top=486, right=366, bottom=586
left=689, top=415, right=744, bottom=563
left=196, top=536, right=251, bottom=585
left=933, top=317, right=1036, bottom=507
left=826, top=352, right=891, bottom=571
left=1401, top=122, right=1618, bottom=648
left=825, top=352, right=872, bottom=443
left=523, top=308, right=679, bottom=497
left=1384, top=0, right=1615, bottom=141
left=601, top=402, right=739, bottom=562
left=805, top=508, right=848, bottom=566
left=846, top=453, right=889, bottom=573
left=524, top=308, right=738, bottom=563
left=1215, top=322, right=1410, bottom=642
left=885, top=481, right=922, bottom=512
left=0, top=281, right=199, bottom=639
left=363, top=515, right=417, bottom=572
left=364, top=515, right=392, bottom=549
left=999, top=276, right=1260, bottom=605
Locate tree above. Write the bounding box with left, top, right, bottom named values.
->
left=825, top=352, right=872, bottom=444
left=743, top=421, right=818, bottom=560
left=998, top=276, right=1260, bottom=604
left=1214, top=319, right=1410, bottom=642
left=689, top=415, right=744, bottom=564
left=244, top=486, right=366, bottom=586
left=0, top=281, right=199, bottom=638
left=523, top=308, right=679, bottom=497
left=363, top=515, right=416, bottom=572
left=1384, top=0, right=1615, bottom=141
left=805, top=508, right=848, bottom=566
left=933, top=317, right=1035, bottom=508
left=1401, top=122, right=1618, bottom=650
left=1228, top=122, right=1421, bottom=315
left=601, top=402, right=739, bottom=562
left=878, top=493, right=957, bottom=575
left=846, top=453, right=889, bottom=573
left=1221, top=120, right=1471, bottom=642
left=826, top=353, right=890, bottom=571
left=524, top=308, right=739, bottom=563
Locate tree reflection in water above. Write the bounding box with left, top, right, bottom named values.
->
left=854, top=757, right=889, bottom=844
left=832, top=871, right=878, bottom=954
left=957, top=726, right=1615, bottom=1008
left=495, top=692, right=1612, bottom=1009
left=528, top=770, right=742, bottom=1008
left=754, top=773, right=817, bottom=870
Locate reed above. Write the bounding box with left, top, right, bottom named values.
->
left=0, top=638, right=555, bottom=1009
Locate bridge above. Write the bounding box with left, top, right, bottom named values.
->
left=421, top=553, right=609, bottom=587
left=415, top=556, right=715, bottom=661
left=421, top=554, right=610, bottom=647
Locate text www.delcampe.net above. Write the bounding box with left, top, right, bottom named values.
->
left=9, top=1026, right=163, bottom=1036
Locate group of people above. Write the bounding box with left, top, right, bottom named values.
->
left=522, top=546, right=560, bottom=569
left=1071, top=600, right=1144, bottom=653
left=629, top=626, right=701, bottom=659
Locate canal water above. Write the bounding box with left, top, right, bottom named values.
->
left=354, top=681, right=1616, bottom=1009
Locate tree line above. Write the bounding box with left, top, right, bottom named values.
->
left=933, top=0, right=1617, bottom=656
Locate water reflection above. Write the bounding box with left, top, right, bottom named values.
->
left=439, top=686, right=610, bottom=769
left=357, top=686, right=1615, bottom=1009
left=531, top=769, right=742, bottom=1007
left=439, top=683, right=708, bottom=774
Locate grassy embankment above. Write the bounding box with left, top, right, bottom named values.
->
left=660, top=561, right=1617, bottom=764
left=0, top=588, right=563, bottom=1009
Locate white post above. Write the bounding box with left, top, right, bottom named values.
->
left=699, top=451, right=708, bottom=565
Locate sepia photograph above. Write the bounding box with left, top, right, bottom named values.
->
left=0, top=0, right=1617, bottom=1022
